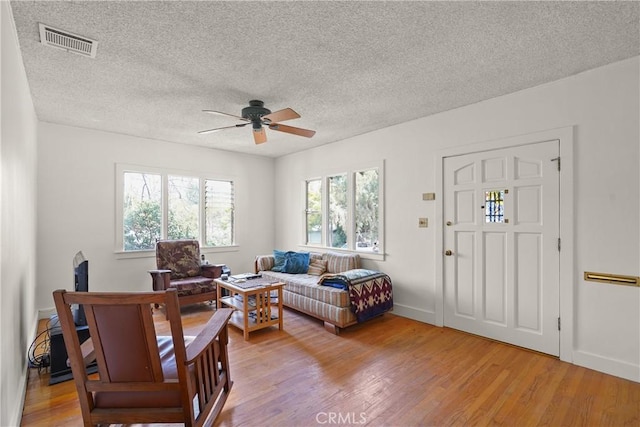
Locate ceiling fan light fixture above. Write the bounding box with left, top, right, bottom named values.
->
left=199, top=100, right=315, bottom=144
left=242, top=100, right=271, bottom=121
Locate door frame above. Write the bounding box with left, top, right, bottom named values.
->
left=435, top=126, right=574, bottom=363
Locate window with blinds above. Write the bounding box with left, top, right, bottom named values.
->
left=205, top=180, right=234, bottom=246
left=116, top=164, right=235, bottom=251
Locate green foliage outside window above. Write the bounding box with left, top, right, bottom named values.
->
left=328, top=175, right=347, bottom=248
left=121, top=171, right=234, bottom=251
left=306, top=179, right=322, bottom=244
left=355, top=169, right=379, bottom=249
left=123, top=172, right=161, bottom=251
left=124, top=199, right=161, bottom=250
left=168, top=176, right=199, bottom=240
left=332, top=222, right=347, bottom=248
left=305, top=166, right=380, bottom=252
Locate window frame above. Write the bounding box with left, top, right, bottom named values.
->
left=203, top=178, right=235, bottom=247
left=167, top=174, right=201, bottom=241
left=115, top=163, right=237, bottom=256
left=354, top=166, right=381, bottom=252
left=301, top=161, right=384, bottom=260
left=327, top=173, right=349, bottom=249
left=121, top=169, right=163, bottom=253
left=304, top=178, right=323, bottom=246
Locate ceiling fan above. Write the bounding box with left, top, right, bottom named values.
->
left=198, top=100, right=316, bottom=144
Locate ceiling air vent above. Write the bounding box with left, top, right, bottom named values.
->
left=39, top=23, right=97, bottom=58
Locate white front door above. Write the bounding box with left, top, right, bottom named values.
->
left=443, top=140, right=560, bottom=356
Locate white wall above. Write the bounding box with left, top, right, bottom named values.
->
left=1, top=2, right=39, bottom=425
left=275, top=57, right=640, bottom=381
left=37, top=124, right=275, bottom=312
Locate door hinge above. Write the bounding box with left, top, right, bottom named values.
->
left=558, top=317, right=561, bottom=331
left=557, top=238, right=561, bottom=251
left=551, top=157, right=561, bottom=171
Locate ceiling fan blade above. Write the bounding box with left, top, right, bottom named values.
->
left=262, top=108, right=300, bottom=123
left=269, top=123, right=316, bottom=138
left=198, top=123, right=249, bottom=135
left=202, top=109, right=249, bottom=122
left=253, top=127, right=267, bottom=144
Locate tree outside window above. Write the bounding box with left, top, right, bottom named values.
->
left=355, top=169, right=379, bottom=251
left=119, top=167, right=235, bottom=251
left=168, top=175, right=199, bottom=240
left=123, top=172, right=161, bottom=251
left=305, top=179, right=322, bottom=245
left=328, top=174, right=348, bottom=248
left=303, top=164, right=382, bottom=254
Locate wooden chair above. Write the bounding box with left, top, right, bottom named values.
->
left=52, top=288, right=233, bottom=427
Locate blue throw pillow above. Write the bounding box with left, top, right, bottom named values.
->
left=271, top=250, right=287, bottom=272
left=282, top=251, right=310, bottom=274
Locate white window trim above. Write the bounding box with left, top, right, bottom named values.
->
left=303, top=177, right=323, bottom=246
left=115, top=163, right=237, bottom=255
left=300, top=160, right=385, bottom=261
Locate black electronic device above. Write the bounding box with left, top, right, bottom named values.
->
left=72, top=251, right=88, bottom=326
left=48, top=314, right=97, bottom=385
left=221, top=265, right=231, bottom=277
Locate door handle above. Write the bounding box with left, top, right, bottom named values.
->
left=445, top=250, right=454, bottom=256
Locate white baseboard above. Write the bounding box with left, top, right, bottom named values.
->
left=573, top=349, right=640, bottom=383
left=38, top=306, right=56, bottom=320
left=394, top=306, right=640, bottom=383
left=12, top=311, right=42, bottom=426
left=10, top=369, right=28, bottom=427
left=391, top=303, right=436, bottom=325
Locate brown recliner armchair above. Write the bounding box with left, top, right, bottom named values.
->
left=148, top=239, right=222, bottom=309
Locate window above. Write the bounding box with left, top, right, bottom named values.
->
left=355, top=168, right=379, bottom=250
left=116, top=165, right=235, bottom=252
left=484, top=190, right=505, bottom=223
left=205, top=180, right=234, bottom=246
left=328, top=174, right=348, bottom=248
left=305, top=179, right=322, bottom=245
left=168, top=176, right=199, bottom=240
left=304, top=163, right=383, bottom=255
left=123, top=172, right=161, bottom=251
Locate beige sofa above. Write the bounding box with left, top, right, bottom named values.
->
left=254, top=251, right=361, bottom=333
left=255, top=252, right=393, bottom=334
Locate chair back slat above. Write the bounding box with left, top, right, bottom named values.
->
left=88, top=304, right=163, bottom=382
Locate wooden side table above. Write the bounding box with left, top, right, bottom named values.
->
left=215, top=277, right=284, bottom=340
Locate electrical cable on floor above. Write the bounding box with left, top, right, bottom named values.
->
left=27, top=316, right=59, bottom=374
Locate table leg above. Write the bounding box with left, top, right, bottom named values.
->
left=243, top=295, right=249, bottom=341
left=278, top=287, right=283, bottom=330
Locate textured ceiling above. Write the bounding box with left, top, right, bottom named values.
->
left=9, top=1, right=640, bottom=158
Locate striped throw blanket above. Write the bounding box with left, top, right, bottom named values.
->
left=319, top=269, right=393, bottom=322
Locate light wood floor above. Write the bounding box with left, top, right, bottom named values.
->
left=22, top=305, right=640, bottom=426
